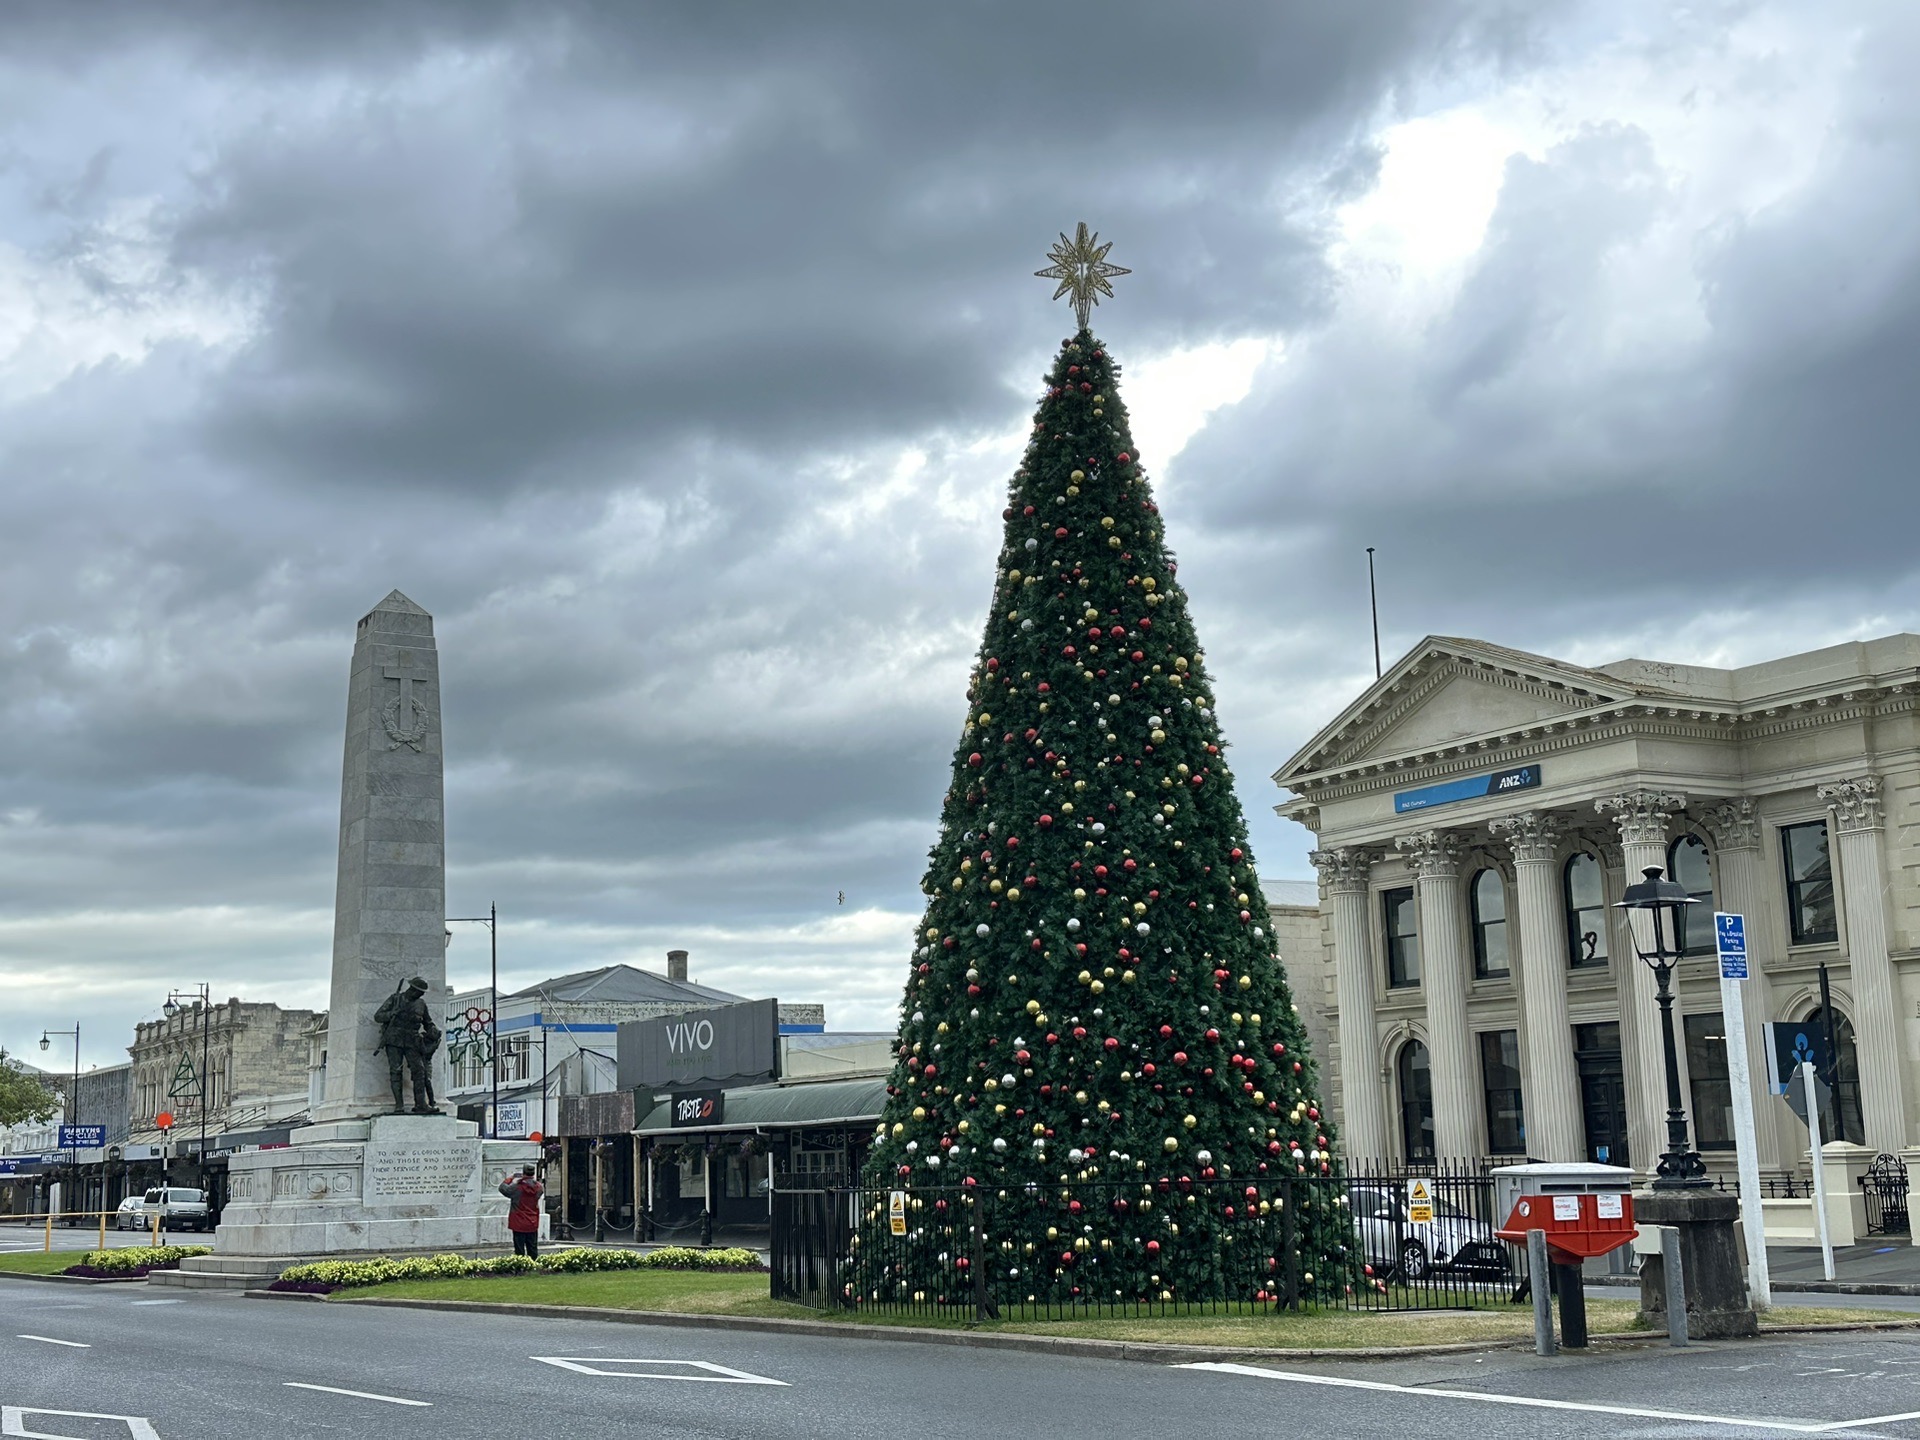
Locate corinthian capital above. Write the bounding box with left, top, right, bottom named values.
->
left=1395, top=829, right=1463, bottom=879
left=1704, top=798, right=1761, bottom=852
left=1595, top=790, right=1685, bottom=848
left=1488, top=810, right=1565, bottom=865
left=1817, top=775, right=1883, bottom=833
left=1309, top=847, right=1374, bottom=895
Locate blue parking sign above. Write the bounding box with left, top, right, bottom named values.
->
left=1714, top=912, right=1747, bottom=980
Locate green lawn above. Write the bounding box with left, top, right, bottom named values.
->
left=0, top=1250, right=87, bottom=1276
left=335, top=1270, right=1918, bottom=1350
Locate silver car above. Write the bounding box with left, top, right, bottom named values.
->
left=112, top=1195, right=148, bottom=1231
left=1349, top=1182, right=1510, bottom=1280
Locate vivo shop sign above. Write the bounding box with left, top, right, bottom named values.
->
left=618, top=997, right=779, bottom=1091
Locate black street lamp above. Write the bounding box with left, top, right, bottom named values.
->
left=164, top=985, right=213, bottom=1199
left=447, top=904, right=499, bottom=1137
left=1615, top=867, right=1711, bottom=1190
left=40, top=1026, right=80, bottom=1211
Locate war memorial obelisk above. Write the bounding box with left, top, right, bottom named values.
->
left=212, top=591, right=535, bottom=1260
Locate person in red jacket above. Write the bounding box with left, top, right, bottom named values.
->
left=499, top=1164, right=545, bottom=1258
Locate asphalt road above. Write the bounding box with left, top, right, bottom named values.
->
left=0, top=1224, right=202, bottom=1253
left=7, top=1278, right=1920, bottom=1439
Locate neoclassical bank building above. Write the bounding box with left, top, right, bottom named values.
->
left=1275, top=634, right=1917, bottom=1177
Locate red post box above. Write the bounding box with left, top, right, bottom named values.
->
left=1496, top=1189, right=1636, bottom=1267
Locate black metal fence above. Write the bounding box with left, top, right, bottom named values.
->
left=1864, top=1154, right=1911, bottom=1237
left=771, top=1167, right=1532, bottom=1322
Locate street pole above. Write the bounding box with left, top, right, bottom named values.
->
left=1715, top=914, right=1770, bottom=1310
left=491, top=902, right=498, bottom=1141
left=200, top=1000, right=210, bottom=1194
left=447, top=907, right=501, bottom=1138
left=1803, top=1059, right=1835, bottom=1282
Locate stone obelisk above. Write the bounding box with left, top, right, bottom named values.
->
left=314, top=589, right=449, bottom=1122
left=204, top=592, right=535, bottom=1269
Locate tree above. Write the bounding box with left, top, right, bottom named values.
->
left=0, top=1049, right=59, bottom=1128
left=858, top=327, right=1355, bottom=1308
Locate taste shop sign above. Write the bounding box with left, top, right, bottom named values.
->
left=618, top=998, right=779, bottom=1092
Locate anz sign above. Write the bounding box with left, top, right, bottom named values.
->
left=1394, top=764, right=1542, bottom=815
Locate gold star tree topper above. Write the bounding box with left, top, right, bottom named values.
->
left=1035, top=222, right=1130, bottom=331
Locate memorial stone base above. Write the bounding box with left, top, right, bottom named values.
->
left=212, top=1114, right=539, bottom=1257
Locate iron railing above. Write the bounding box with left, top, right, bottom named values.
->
left=771, top=1170, right=1532, bottom=1322
left=1864, top=1154, right=1911, bottom=1237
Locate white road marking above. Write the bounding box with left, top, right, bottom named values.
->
left=282, top=1383, right=431, bottom=1407
left=2, top=1407, right=160, bottom=1438
left=1178, top=1362, right=1920, bottom=1436
left=15, top=1336, right=89, bottom=1348
left=128, top=1300, right=182, bottom=1306
left=532, top=1356, right=789, bottom=1385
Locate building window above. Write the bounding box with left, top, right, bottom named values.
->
left=497, top=1036, right=533, bottom=1085
left=1396, top=1040, right=1434, bottom=1162
left=1479, top=1029, right=1525, bottom=1155
left=450, top=1039, right=489, bottom=1089
left=1800, top=1007, right=1866, bottom=1145
left=1563, top=853, right=1609, bottom=968
left=1782, top=821, right=1838, bottom=946
left=1668, top=835, right=1715, bottom=956
left=1383, top=887, right=1420, bottom=989
left=1683, top=1012, right=1734, bottom=1150
left=1470, top=868, right=1510, bottom=979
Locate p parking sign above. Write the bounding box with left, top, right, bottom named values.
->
left=1713, top=912, right=1748, bottom=980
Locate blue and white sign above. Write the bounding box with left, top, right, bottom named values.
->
left=1713, top=912, right=1748, bottom=981
left=1393, top=764, right=1541, bottom=815
left=0, top=1157, right=40, bottom=1175
left=492, top=1101, right=529, bottom=1138
left=58, top=1125, right=106, bottom=1150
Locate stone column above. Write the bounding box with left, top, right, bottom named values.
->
left=1819, top=777, right=1910, bottom=1152
left=1704, top=799, right=1781, bottom=1171
left=1396, top=830, right=1483, bottom=1160
left=1597, top=790, right=1684, bottom=1178
left=1311, top=848, right=1387, bottom=1164
left=1490, top=811, right=1584, bottom=1162
left=313, top=590, right=449, bottom=1124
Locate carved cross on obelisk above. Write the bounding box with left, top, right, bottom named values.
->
left=382, top=649, right=432, bottom=751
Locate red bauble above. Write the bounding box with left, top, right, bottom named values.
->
left=985, top=657, right=998, bottom=670
left=1117, top=452, right=1131, bottom=463
left=1039, top=814, right=1053, bottom=828
left=968, top=753, right=983, bottom=767
left=1130, top=650, right=1144, bottom=663
left=1173, top=1051, right=1189, bottom=1065
left=1230, top=847, right=1243, bottom=861
left=1158, top=1024, right=1173, bottom=1038
left=1054, top=527, right=1069, bottom=538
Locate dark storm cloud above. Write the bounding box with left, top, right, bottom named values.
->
left=9, top=0, right=1913, bottom=1062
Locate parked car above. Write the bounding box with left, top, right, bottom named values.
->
left=113, top=1194, right=148, bottom=1231
left=142, top=1186, right=212, bottom=1233
left=1349, top=1182, right=1510, bottom=1281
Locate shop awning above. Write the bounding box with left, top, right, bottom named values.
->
left=632, top=1076, right=889, bottom=1136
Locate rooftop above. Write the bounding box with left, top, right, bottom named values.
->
left=506, top=963, right=745, bottom=1008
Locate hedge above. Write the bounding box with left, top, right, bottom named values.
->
left=62, top=1245, right=211, bottom=1278
left=275, top=1245, right=763, bottom=1291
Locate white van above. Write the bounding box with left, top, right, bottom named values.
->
left=141, top=1186, right=211, bottom=1233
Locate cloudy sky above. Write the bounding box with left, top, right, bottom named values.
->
left=4, top=1, right=1917, bottom=1070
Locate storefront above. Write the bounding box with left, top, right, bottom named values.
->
left=631, top=1076, right=887, bottom=1245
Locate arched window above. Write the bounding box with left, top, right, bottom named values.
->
left=1799, top=1007, right=1866, bottom=1146
left=1668, top=834, right=1715, bottom=956
left=1397, top=1040, right=1434, bottom=1162
left=1470, top=868, right=1509, bottom=979
left=1563, top=853, right=1609, bottom=969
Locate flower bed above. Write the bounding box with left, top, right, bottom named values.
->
left=61, top=1245, right=211, bottom=1280
left=269, top=1245, right=764, bottom=1293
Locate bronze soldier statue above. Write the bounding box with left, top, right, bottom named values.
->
left=373, top=976, right=443, bottom=1114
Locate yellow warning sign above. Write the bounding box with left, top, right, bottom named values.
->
left=889, top=1190, right=908, bottom=1236
left=1406, top=1177, right=1434, bottom=1225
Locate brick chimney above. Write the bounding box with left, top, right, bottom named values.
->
left=666, top=949, right=689, bottom=983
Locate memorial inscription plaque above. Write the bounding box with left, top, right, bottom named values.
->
left=365, top=1139, right=480, bottom=1205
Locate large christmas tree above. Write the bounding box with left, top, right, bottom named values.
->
left=855, top=228, right=1356, bottom=1310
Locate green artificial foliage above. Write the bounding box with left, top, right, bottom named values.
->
left=857, top=329, right=1356, bottom=1309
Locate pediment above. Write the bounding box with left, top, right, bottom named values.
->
left=1276, top=636, right=1657, bottom=785
left=1332, top=666, right=1588, bottom=765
